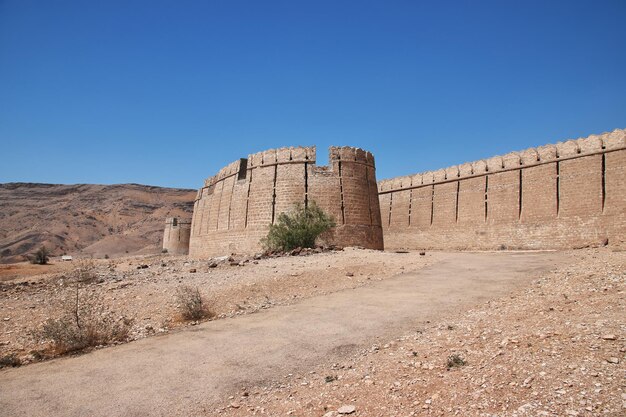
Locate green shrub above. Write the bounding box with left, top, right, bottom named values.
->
left=261, top=202, right=335, bottom=252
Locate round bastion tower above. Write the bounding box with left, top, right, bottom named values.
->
left=188, top=146, right=384, bottom=258
left=162, top=217, right=192, bottom=255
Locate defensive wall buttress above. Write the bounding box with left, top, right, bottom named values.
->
left=378, top=129, right=626, bottom=250
left=187, top=146, right=384, bottom=258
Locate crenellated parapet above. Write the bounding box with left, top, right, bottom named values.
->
left=379, top=128, right=626, bottom=251
left=329, top=146, right=375, bottom=167
left=379, top=129, right=626, bottom=194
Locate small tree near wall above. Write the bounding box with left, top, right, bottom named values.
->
left=262, top=201, right=335, bottom=252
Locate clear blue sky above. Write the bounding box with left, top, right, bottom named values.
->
left=1, top=1, right=625, bottom=189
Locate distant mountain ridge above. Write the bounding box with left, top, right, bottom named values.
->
left=0, top=183, right=196, bottom=263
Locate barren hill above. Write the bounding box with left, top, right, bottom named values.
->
left=0, top=183, right=195, bottom=263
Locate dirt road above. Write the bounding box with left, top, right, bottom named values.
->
left=0, top=251, right=562, bottom=417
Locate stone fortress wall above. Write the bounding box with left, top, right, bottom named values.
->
left=162, top=217, right=191, bottom=255
left=378, top=129, right=626, bottom=250
left=188, top=146, right=383, bottom=258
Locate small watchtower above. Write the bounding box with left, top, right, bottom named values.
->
left=162, top=217, right=191, bottom=255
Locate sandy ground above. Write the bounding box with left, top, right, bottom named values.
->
left=215, top=248, right=625, bottom=417
left=0, top=250, right=565, bottom=417
left=0, top=248, right=436, bottom=362
left=1, top=249, right=623, bottom=417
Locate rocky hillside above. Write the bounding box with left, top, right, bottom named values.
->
left=0, top=183, right=196, bottom=263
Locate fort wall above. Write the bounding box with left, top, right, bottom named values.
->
left=162, top=217, right=191, bottom=255
left=378, top=129, right=626, bottom=250
left=188, top=146, right=383, bottom=258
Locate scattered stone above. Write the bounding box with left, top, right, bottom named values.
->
left=337, top=405, right=356, bottom=414
left=208, top=262, right=218, bottom=268
left=601, top=334, right=616, bottom=340
left=606, top=357, right=620, bottom=364
left=189, top=269, right=196, bottom=273
left=419, top=251, right=426, bottom=256
left=346, top=272, right=354, bottom=277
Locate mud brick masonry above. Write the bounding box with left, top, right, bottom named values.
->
left=165, top=129, right=625, bottom=256
left=379, top=129, right=625, bottom=250
left=162, top=217, right=191, bottom=255
left=187, top=146, right=383, bottom=258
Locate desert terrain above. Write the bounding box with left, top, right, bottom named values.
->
left=0, top=183, right=195, bottom=263
left=1, top=247, right=623, bottom=416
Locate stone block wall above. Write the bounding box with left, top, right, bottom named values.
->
left=162, top=217, right=192, bottom=255
left=188, top=146, right=384, bottom=258
left=378, top=129, right=626, bottom=250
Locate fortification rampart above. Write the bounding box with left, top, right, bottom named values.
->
left=162, top=217, right=192, bottom=255
left=189, top=146, right=383, bottom=257
left=378, top=129, right=626, bottom=250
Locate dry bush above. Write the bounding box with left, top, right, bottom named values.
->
left=0, top=353, right=21, bottom=368
left=446, top=353, right=466, bottom=369
left=175, top=285, right=213, bottom=321
left=74, top=259, right=99, bottom=283
left=35, top=280, right=132, bottom=354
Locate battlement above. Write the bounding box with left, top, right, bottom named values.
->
left=165, top=217, right=191, bottom=226
left=378, top=129, right=625, bottom=193
left=329, top=146, right=375, bottom=166
left=378, top=128, right=626, bottom=251
left=202, top=146, right=376, bottom=190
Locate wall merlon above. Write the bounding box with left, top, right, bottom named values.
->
left=486, top=156, right=505, bottom=172
left=445, top=166, right=461, bottom=179
left=536, top=144, right=558, bottom=162
left=262, top=149, right=277, bottom=165
left=556, top=140, right=581, bottom=158
left=520, top=149, right=540, bottom=165
left=603, top=129, right=626, bottom=150
left=276, top=148, right=291, bottom=163
left=502, top=152, right=522, bottom=168
left=472, top=160, right=488, bottom=174
left=410, top=173, right=423, bottom=186
left=577, top=135, right=603, bottom=153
